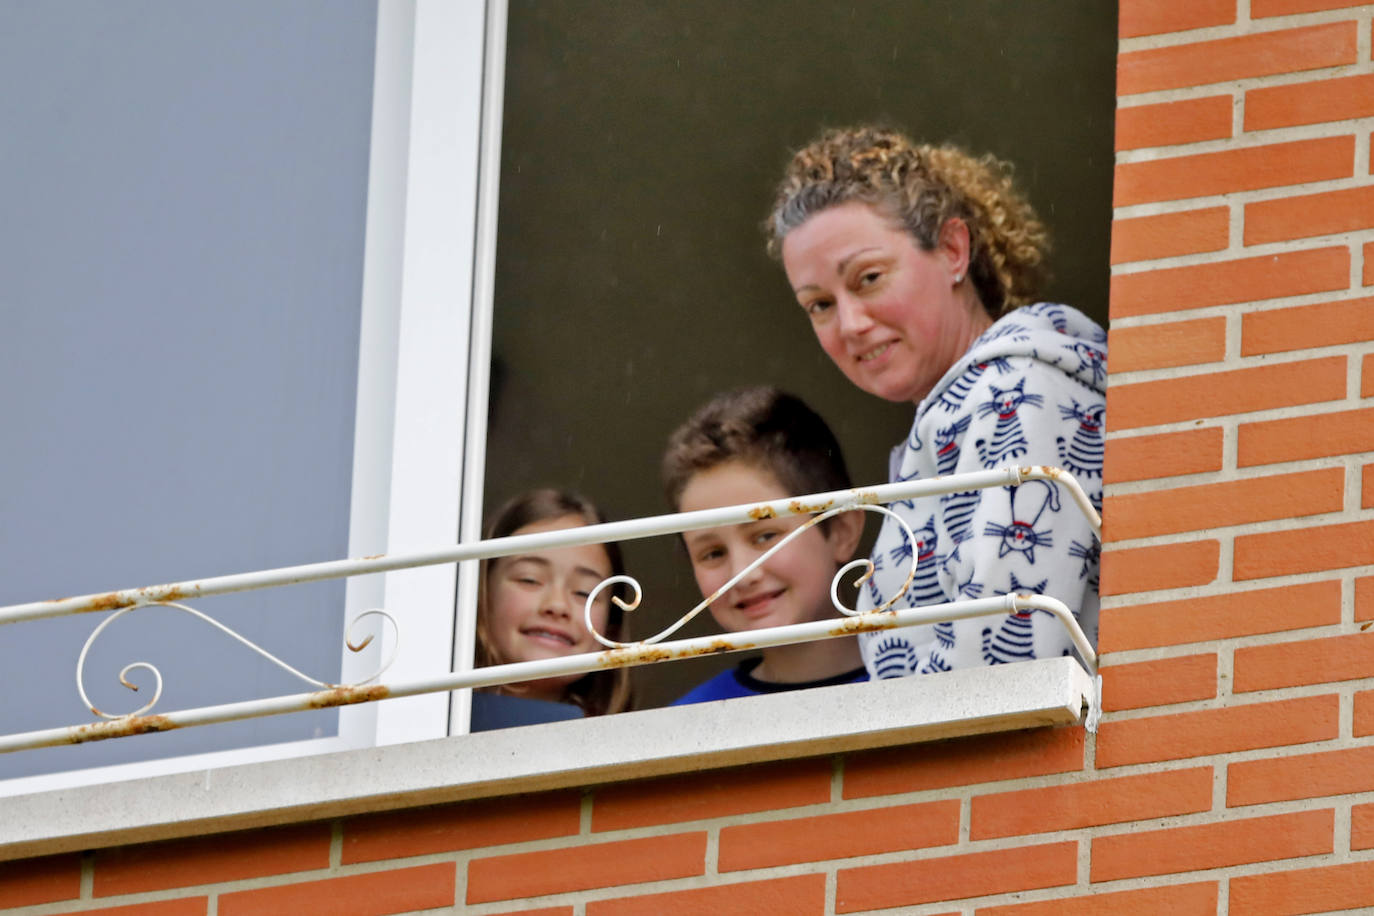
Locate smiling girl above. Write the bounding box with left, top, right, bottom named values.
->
left=473, top=489, right=631, bottom=720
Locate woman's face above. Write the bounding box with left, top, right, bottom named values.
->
left=484, top=514, right=614, bottom=700
left=781, top=202, right=992, bottom=405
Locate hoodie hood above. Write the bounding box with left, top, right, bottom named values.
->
left=865, top=300, right=1107, bottom=680
left=922, top=303, right=1108, bottom=416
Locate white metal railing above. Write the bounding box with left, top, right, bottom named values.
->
left=0, top=465, right=1102, bottom=754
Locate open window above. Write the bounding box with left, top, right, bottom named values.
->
left=482, top=0, right=1115, bottom=706
left=0, top=0, right=1114, bottom=800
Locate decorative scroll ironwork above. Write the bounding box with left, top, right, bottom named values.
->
left=583, top=504, right=920, bottom=649
left=0, top=465, right=1104, bottom=754
left=76, top=602, right=399, bottom=719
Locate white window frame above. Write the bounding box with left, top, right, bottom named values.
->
left=340, top=0, right=500, bottom=747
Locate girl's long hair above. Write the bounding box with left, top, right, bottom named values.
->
left=474, top=488, right=632, bottom=716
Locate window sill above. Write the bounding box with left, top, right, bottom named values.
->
left=0, top=656, right=1094, bottom=860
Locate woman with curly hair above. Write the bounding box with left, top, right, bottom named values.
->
left=767, top=124, right=1105, bottom=679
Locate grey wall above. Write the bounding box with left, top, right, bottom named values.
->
left=0, top=1, right=377, bottom=778
left=488, top=0, right=1117, bottom=707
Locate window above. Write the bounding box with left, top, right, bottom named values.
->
left=485, top=0, right=1115, bottom=705
left=0, top=0, right=1114, bottom=798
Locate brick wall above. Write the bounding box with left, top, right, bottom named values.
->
left=4, top=1, right=1374, bottom=913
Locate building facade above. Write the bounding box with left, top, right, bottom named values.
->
left=4, top=0, right=1374, bottom=912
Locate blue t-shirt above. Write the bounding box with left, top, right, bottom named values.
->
left=469, top=691, right=585, bottom=731
left=673, top=657, right=869, bottom=705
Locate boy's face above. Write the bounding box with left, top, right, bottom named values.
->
left=678, top=461, right=858, bottom=634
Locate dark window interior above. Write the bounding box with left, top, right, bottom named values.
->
left=488, top=0, right=1116, bottom=708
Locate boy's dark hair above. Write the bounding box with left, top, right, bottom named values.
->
left=662, top=387, right=853, bottom=511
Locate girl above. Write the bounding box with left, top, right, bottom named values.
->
left=473, top=489, right=632, bottom=724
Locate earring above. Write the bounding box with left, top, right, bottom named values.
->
left=953, top=273, right=964, bottom=284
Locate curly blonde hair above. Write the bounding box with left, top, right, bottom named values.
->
left=766, top=125, right=1049, bottom=317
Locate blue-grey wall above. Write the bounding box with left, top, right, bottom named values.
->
left=0, top=0, right=377, bottom=779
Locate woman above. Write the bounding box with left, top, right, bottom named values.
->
left=766, top=125, right=1105, bottom=678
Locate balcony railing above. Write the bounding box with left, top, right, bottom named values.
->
left=0, top=465, right=1102, bottom=755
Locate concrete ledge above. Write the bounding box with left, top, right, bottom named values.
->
left=0, top=656, right=1093, bottom=860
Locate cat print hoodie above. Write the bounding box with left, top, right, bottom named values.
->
left=857, top=302, right=1107, bottom=678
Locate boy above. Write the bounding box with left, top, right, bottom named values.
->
left=662, top=387, right=867, bottom=704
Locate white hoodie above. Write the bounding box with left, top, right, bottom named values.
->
left=857, top=302, right=1107, bottom=678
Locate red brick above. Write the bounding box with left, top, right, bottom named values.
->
left=1108, top=316, right=1226, bottom=371
left=972, top=767, right=1212, bottom=840
left=1111, top=246, right=1349, bottom=318
left=588, top=875, right=827, bottom=916
left=1366, top=241, right=1374, bottom=288
left=843, top=727, right=1083, bottom=799
left=1103, top=427, right=1224, bottom=484
left=1356, top=688, right=1374, bottom=736
left=1247, top=185, right=1374, bottom=246
left=1092, top=809, right=1332, bottom=881
left=218, top=863, right=454, bottom=916
left=1236, top=632, right=1374, bottom=692
left=1107, top=356, right=1347, bottom=429
left=1230, top=860, right=1374, bottom=915
left=1101, top=580, right=1340, bottom=652
left=976, top=880, right=1219, bottom=916
left=1240, top=407, right=1374, bottom=466
left=1365, top=463, right=1374, bottom=508
left=835, top=842, right=1076, bottom=912
left=1105, top=468, right=1342, bottom=540
left=491, top=908, right=572, bottom=916
left=1117, top=136, right=1353, bottom=207
left=1102, top=653, right=1217, bottom=710
left=1112, top=208, right=1231, bottom=267
left=1354, top=802, right=1374, bottom=850
left=1099, top=540, right=1218, bottom=596
left=1365, top=352, right=1374, bottom=397
left=1254, top=0, right=1371, bottom=15
left=1229, top=745, right=1374, bottom=807
left=344, top=792, right=579, bottom=864
left=1119, top=0, right=1235, bottom=38
left=1247, top=73, right=1374, bottom=131
left=467, top=833, right=705, bottom=904
left=94, top=824, right=329, bottom=897
left=719, top=800, right=958, bottom=871
left=1118, top=22, right=1357, bottom=95
left=54, top=902, right=206, bottom=916
left=1095, top=694, right=1338, bottom=768
left=592, top=758, right=830, bottom=832
left=1236, top=518, right=1374, bottom=580
left=0, top=854, right=81, bottom=908
left=1115, top=97, right=1233, bottom=152
left=1243, top=298, right=1374, bottom=356
left=1360, top=576, right=1374, bottom=622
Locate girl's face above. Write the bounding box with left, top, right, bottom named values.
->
left=781, top=201, right=991, bottom=405
left=485, top=514, right=614, bottom=700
